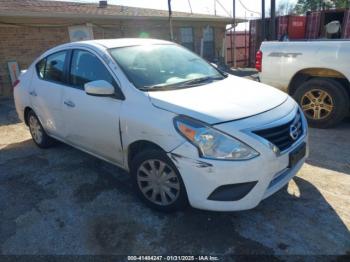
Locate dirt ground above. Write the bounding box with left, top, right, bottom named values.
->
left=0, top=97, right=349, bottom=257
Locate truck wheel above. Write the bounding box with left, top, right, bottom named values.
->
left=130, top=149, right=188, bottom=212
left=294, top=78, right=349, bottom=128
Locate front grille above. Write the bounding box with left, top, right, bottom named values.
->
left=253, top=111, right=303, bottom=152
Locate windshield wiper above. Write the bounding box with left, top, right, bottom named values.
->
left=141, top=76, right=224, bottom=91
left=139, top=86, right=169, bottom=91
left=139, top=83, right=173, bottom=91
left=178, top=76, right=223, bottom=86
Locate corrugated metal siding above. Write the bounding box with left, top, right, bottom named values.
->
left=342, top=10, right=350, bottom=38
left=306, top=11, right=321, bottom=39
left=226, top=32, right=249, bottom=67
left=248, top=18, right=272, bottom=66
left=277, top=16, right=289, bottom=40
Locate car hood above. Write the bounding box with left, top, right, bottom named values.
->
left=148, top=75, right=288, bottom=124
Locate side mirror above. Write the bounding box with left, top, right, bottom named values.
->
left=84, top=80, right=115, bottom=96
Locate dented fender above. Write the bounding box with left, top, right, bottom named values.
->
left=170, top=152, right=213, bottom=169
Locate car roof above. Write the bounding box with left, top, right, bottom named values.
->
left=36, top=38, right=174, bottom=62
left=64, top=38, right=172, bottom=49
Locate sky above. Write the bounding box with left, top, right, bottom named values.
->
left=51, top=0, right=298, bottom=30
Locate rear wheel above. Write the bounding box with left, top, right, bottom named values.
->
left=27, top=110, right=55, bottom=148
left=130, top=149, right=188, bottom=212
left=293, top=78, right=349, bottom=128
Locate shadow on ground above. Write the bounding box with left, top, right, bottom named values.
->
left=0, top=99, right=20, bottom=126
left=307, top=117, right=350, bottom=175
left=1, top=137, right=349, bottom=256
left=158, top=176, right=350, bottom=256
left=0, top=98, right=349, bottom=255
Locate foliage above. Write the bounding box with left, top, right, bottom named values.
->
left=294, top=0, right=350, bottom=14
left=332, top=0, right=350, bottom=8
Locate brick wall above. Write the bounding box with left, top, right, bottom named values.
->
left=0, top=26, right=69, bottom=96
left=0, top=18, right=227, bottom=97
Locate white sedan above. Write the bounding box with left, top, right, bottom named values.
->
left=14, top=39, right=308, bottom=212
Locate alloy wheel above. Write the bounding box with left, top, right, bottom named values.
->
left=301, top=89, right=334, bottom=120
left=137, top=159, right=180, bottom=206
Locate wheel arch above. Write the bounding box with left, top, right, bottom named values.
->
left=288, top=68, right=350, bottom=98
left=127, top=140, right=166, bottom=170
left=23, top=106, right=33, bottom=126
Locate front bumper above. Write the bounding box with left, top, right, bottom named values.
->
left=168, top=99, right=308, bottom=211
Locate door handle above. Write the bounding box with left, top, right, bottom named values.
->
left=64, top=100, right=75, bottom=108
left=29, top=91, right=37, bottom=97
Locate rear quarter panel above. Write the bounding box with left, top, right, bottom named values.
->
left=14, top=67, right=34, bottom=123
left=259, top=42, right=288, bottom=91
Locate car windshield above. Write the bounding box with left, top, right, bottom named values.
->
left=109, top=44, right=225, bottom=91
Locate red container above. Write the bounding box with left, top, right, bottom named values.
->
left=277, top=15, right=306, bottom=40
left=288, top=16, right=307, bottom=39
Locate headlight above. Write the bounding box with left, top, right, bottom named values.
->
left=174, top=116, right=259, bottom=160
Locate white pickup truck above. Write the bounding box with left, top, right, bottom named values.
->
left=257, top=40, right=350, bottom=128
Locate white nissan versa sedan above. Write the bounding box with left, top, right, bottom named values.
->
left=14, top=39, right=308, bottom=212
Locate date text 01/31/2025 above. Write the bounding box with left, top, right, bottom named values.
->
left=127, top=255, right=220, bottom=261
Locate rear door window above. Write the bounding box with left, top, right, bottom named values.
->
left=36, top=58, right=46, bottom=79
left=44, top=51, right=67, bottom=83
left=36, top=51, right=68, bottom=84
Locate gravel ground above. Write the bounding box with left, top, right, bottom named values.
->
left=0, top=97, right=349, bottom=257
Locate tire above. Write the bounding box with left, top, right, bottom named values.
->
left=27, top=110, right=55, bottom=148
left=293, top=78, right=349, bottom=128
left=130, top=149, right=188, bottom=212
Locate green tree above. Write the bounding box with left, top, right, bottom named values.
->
left=294, top=0, right=349, bottom=14
left=330, top=0, right=350, bottom=8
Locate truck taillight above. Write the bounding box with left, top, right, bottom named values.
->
left=13, top=79, right=20, bottom=89
left=255, top=50, right=263, bottom=72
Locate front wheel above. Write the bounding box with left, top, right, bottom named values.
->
left=293, top=78, right=349, bottom=128
left=130, top=149, right=188, bottom=212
